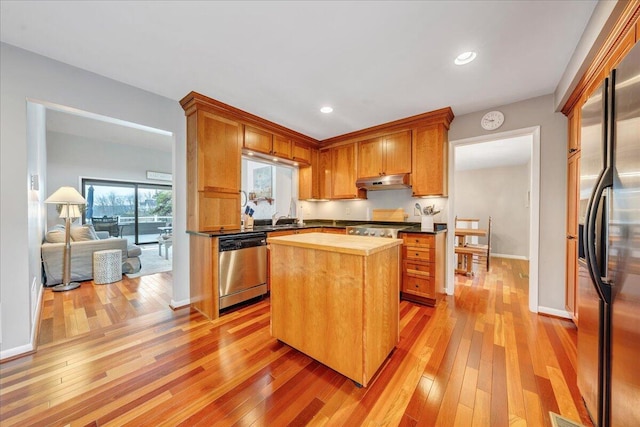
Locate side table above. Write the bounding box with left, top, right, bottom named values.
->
left=93, top=249, right=122, bottom=284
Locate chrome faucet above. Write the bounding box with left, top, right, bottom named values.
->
left=272, top=211, right=287, bottom=226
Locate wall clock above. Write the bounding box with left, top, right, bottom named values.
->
left=481, top=110, right=504, bottom=131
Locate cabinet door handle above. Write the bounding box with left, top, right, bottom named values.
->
left=568, top=148, right=578, bottom=154
left=567, top=235, right=576, bottom=240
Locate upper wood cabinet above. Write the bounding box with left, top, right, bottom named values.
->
left=332, top=143, right=366, bottom=199
left=567, top=108, right=581, bottom=155
left=566, top=151, right=580, bottom=321
left=385, top=131, right=412, bottom=175
left=357, top=131, right=411, bottom=178
left=183, top=103, right=241, bottom=231
left=244, top=125, right=272, bottom=155
left=243, top=126, right=297, bottom=160
left=292, top=141, right=312, bottom=165
left=358, top=137, right=385, bottom=178
left=196, top=111, right=242, bottom=193
left=272, top=135, right=292, bottom=159
left=411, top=124, right=448, bottom=197
left=318, top=149, right=332, bottom=199
left=299, top=148, right=319, bottom=200
left=321, top=106, right=453, bottom=199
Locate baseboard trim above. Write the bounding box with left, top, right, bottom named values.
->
left=170, top=299, right=191, bottom=310
left=538, top=306, right=572, bottom=319
left=492, top=253, right=529, bottom=260
left=1, top=284, right=44, bottom=363
left=0, top=343, right=35, bottom=362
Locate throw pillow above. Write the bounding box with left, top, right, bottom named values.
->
left=45, top=227, right=66, bottom=243
left=70, top=224, right=99, bottom=241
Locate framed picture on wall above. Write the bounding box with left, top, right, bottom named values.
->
left=253, top=166, right=272, bottom=199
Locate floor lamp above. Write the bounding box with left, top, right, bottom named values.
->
left=45, top=186, right=86, bottom=292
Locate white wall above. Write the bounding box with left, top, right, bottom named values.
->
left=0, top=42, right=188, bottom=359
left=46, top=131, right=172, bottom=228
left=26, top=103, right=47, bottom=328
left=303, top=189, right=447, bottom=224
left=449, top=94, right=567, bottom=312
left=455, top=164, right=530, bottom=258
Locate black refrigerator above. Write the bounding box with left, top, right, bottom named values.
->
left=577, top=41, right=640, bottom=427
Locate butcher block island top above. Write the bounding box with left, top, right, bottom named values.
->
left=268, top=232, right=402, bottom=387
left=267, top=232, right=402, bottom=256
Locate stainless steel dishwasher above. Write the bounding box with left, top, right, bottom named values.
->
left=218, top=232, right=267, bottom=310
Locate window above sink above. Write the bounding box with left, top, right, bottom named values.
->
left=241, top=156, right=298, bottom=220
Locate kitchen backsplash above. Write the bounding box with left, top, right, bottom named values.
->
left=300, top=188, right=448, bottom=223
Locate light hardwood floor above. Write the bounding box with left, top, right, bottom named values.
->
left=0, top=258, right=592, bottom=426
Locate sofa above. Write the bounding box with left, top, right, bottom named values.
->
left=41, top=224, right=142, bottom=285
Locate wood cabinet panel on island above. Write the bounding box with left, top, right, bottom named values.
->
left=268, top=232, right=401, bottom=387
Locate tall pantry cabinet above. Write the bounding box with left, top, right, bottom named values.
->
left=562, top=3, right=639, bottom=323
left=181, top=93, right=242, bottom=232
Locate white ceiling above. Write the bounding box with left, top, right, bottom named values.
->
left=455, top=135, right=532, bottom=171
left=1, top=1, right=597, bottom=141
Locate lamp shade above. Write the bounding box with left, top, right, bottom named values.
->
left=59, top=204, right=81, bottom=219
left=45, top=186, right=86, bottom=204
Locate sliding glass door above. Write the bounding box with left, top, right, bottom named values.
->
left=82, top=179, right=172, bottom=245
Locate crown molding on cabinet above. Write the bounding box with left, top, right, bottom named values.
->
left=180, top=91, right=320, bottom=148
left=319, top=107, right=454, bottom=148
left=561, top=0, right=639, bottom=115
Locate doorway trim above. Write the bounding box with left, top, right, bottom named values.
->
left=447, top=126, right=540, bottom=313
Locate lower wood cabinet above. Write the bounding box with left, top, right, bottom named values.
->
left=400, top=232, right=446, bottom=306
left=189, top=234, right=218, bottom=320
left=267, top=228, right=321, bottom=288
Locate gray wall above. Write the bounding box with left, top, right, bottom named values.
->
left=449, top=93, right=567, bottom=312
left=0, top=42, right=187, bottom=358
left=46, top=131, right=172, bottom=228
left=455, top=164, right=530, bottom=258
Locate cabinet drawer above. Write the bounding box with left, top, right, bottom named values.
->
left=403, top=247, right=435, bottom=262
left=403, top=260, right=433, bottom=278
left=402, top=234, right=435, bottom=247
left=402, top=274, right=435, bottom=299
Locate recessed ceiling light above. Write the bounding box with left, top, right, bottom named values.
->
left=273, top=158, right=278, bottom=162
left=455, top=51, right=477, bottom=65
left=320, top=106, right=333, bottom=114
left=247, top=152, right=254, bottom=156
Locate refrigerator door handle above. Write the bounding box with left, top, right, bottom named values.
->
left=584, top=166, right=613, bottom=304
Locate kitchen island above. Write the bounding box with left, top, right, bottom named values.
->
left=268, top=232, right=402, bottom=387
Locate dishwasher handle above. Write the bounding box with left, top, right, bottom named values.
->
left=219, top=235, right=267, bottom=252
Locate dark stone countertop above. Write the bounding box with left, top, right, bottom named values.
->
left=187, top=220, right=446, bottom=238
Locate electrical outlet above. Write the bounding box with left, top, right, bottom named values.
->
left=414, top=206, right=421, bottom=216
left=345, top=207, right=351, bottom=215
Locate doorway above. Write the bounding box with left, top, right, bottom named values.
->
left=82, top=179, right=173, bottom=245
left=447, top=126, right=541, bottom=313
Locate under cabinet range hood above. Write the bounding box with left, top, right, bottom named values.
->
left=355, top=173, right=411, bottom=191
